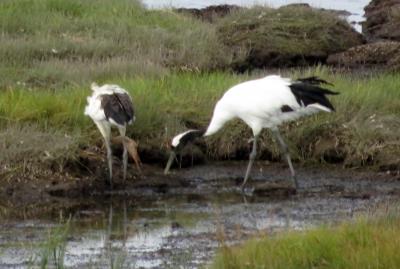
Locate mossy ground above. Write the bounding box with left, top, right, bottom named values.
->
left=215, top=5, right=364, bottom=69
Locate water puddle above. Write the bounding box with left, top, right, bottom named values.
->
left=0, top=165, right=399, bottom=268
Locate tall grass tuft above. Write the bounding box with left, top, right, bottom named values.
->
left=38, top=219, right=70, bottom=269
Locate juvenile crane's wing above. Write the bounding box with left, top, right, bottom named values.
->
left=101, top=93, right=135, bottom=125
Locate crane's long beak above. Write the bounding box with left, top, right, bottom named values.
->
left=164, top=151, right=176, bottom=175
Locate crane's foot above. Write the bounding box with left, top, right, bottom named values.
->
left=240, top=181, right=246, bottom=190
left=240, top=179, right=249, bottom=191
left=239, top=178, right=255, bottom=196
left=238, top=185, right=254, bottom=196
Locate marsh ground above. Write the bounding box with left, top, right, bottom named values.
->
left=1, top=0, right=400, bottom=267
left=1, top=163, right=399, bottom=268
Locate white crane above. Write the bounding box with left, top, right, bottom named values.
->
left=164, top=75, right=339, bottom=190
left=84, top=82, right=135, bottom=187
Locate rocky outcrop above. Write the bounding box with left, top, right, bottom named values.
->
left=284, top=3, right=352, bottom=17
left=175, top=5, right=240, bottom=23
left=216, top=5, right=364, bottom=70
left=327, top=41, right=400, bottom=70
left=363, top=0, right=400, bottom=41
left=327, top=0, right=400, bottom=69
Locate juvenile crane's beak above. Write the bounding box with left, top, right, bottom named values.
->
left=164, top=150, right=176, bottom=175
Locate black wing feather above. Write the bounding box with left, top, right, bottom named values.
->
left=289, top=78, right=339, bottom=111
left=296, top=76, right=334, bottom=86
left=101, top=93, right=134, bottom=125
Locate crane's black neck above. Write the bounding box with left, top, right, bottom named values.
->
left=173, top=129, right=206, bottom=151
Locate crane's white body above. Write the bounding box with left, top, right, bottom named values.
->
left=84, top=83, right=135, bottom=187
left=165, top=75, right=338, bottom=189
left=205, top=75, right=329, bottom=137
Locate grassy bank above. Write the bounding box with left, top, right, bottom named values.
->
left=0, top=0, right=399, bottom=175
left=0, top=0, right=232, bottom=89
left=212, top=209, right=400, bottom=269
left=1, top=68, right=400, bottom=171
left=0, top=0, right=362, bottom=89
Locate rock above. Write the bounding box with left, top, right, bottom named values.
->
left=363, top=0, right=400, bottom=41
left=327, top=41, right=400, bottom=69
left=283, top=3, right=312, bottom=9
left=283, top=3, right=352, bottom=18
left=216, top=5, right=364, bottom=70
left=175, top=5, right=240, bottom=23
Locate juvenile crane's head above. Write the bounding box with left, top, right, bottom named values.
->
left=164, top=129, right=205, bottom=175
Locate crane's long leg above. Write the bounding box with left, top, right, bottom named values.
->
left=95, top=121, right=113, bottom=188
left=118, top=125, right=128, bottom=182
left=241, top=135, right=259, bottom=189
left=104, top=201, right=113, bottom=258
left=271, top=128, right=298, bottom=189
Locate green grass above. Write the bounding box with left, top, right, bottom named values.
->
left=0, top=0, right=365, bottom=89
left=212, top=209, right=400, bottom=269
left=0, top=68, right=399, bottom=169
left=0, top=124, right=79, bottom=178
left=0, top=0, right=232, bottom=89
left=37, top=219, right=70, bottom=269
left=0, top=0, right=399, bottom=172
left=0, top=72, right=241, bottom=138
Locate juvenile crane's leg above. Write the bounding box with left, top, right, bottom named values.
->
left=95, top=121, right=113, bottom=187
left=272, top=129, right=298, bottom=189
left=241, top=135, right=259, bottom=189
left=118, top=125, right=128, bottom=182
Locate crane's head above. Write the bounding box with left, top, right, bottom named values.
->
left=164, top=129, right=205, bottom=175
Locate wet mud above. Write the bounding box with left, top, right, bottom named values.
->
left=0, top=162, right=399, bottom=268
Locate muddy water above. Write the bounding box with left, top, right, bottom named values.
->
left=0, top=163, right=399, bottom=268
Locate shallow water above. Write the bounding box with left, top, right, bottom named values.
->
left=142, top=0, right=371, bottom=32
left=0, top=194, right=392, bottom=268
left=0, top=163, right=399, bottom=268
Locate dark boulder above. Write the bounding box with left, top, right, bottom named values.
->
left=362, top=0, right=400, bottom=41
left=175, top=5, right=240, bottom=23
left=284, top=3, right=352, bottom=17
